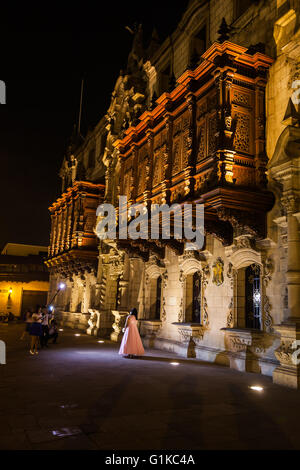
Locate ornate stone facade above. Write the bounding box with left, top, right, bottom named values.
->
left=47, top=0, right=300, bottom=388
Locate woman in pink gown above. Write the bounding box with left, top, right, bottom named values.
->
left=119, top=308, right=145, bottom=358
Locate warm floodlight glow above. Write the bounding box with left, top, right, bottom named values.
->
left=250, top=385, right=264, bottom=392
left=75, top=334, right=81, bottom=337
left=98, top=340, right=105, bottom=344
left=170, top=362, right=180, bottom=366
left=8, top=287, right=12, bottom=295
left=59, top=329, right=64, bottom=332
left=59, top=283, right=66, bottom=290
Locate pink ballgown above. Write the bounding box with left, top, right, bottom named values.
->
left=119, top=315, right=145, bottom=356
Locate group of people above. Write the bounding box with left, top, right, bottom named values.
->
left=21, top=306, right=59, bottom=355
left=20, top=305, right=144, bottom=358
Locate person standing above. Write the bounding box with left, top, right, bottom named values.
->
left=20, top=310, right=32, bottom=340
left=48, top=319, right=59, bottom=344
left=29, top=314, right=43, bottom=355
left=40, top=306, right=49, bottom=348
left=119, top=308, right=145, bottom=359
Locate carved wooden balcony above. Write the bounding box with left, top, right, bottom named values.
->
left=114, top=41, right=274, bottom=259
left=46, top=181, right=105, bottom=278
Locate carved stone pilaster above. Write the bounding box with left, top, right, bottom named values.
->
left=173, top=323, right=205, bottom=358
left=226, top=263, right=237, bottom=328
left=86, top=309, right=101, bottom=336
left=273, top=322, right=300, bottom=389
left=140, top=320, right=162, bottom=347
left=202, top=264, right=210, bottom=327
left=110, top=310, right=128, bottom=342
left=161, top=298, right=167, bottom=323
left=104, top=154, right=114, bottom=203
left=226, top=298, right=234, bottom=329
left=261, top=256, right=274, bottom=333
left=222, top=327, right=276, bottom=373
left=162, top=270, right=168, bottom=289
left=178, top=298, right=184, bottom=323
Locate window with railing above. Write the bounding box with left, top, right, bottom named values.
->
left=185, top=272, right=202, bottom=323
left=245, top=264, right=262, bottom=330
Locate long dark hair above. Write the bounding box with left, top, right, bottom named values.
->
left=130, top=308, right=138, bottom=318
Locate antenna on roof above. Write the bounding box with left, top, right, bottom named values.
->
left=78, top=79, right=84, bottom=137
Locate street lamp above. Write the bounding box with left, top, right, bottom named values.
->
left=48, top=282, right=66, bottom=307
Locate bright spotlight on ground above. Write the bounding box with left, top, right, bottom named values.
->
left=250, top=385, right=264, bottom=392
left=59, top=329, right=64, bottom=332
left=170, top=362, right=180, bottom=366
left=75, top=334, right=81, bottom=337
left=98, top=341, right=105, bottom=343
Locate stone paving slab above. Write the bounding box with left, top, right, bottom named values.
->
left=1, top=323, right=300, bottom=450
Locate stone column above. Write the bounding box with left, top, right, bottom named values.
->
left=268, top=121, right=300, bottom=388
left=273, top=198, right=300, bottom=388
left=286, top=202, right=300, bottom=320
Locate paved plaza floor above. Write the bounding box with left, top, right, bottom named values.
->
left=0, top=323, right=300, bottom=450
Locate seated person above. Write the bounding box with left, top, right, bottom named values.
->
left=8, top=312, right=14, bottom=322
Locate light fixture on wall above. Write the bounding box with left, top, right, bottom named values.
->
left=47, top=282, right=67, bottom=310
left=8, top=287, right=12, bottom=295
left=250, top=385, right=264, bottom=392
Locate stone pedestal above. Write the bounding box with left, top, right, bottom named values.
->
left=86, top=309, right=101, bottom=336
left=273, top=321, right=300, bottom=388
left=111, top=310, right=128, bottom=342
left=139, top=320, right=162, bottom=348
left=59, top=311, right=89, bottom=332
left=221, top=328, right=275, bottom=373
left=222, top=328, right=253, bottom=372
left=173, top=323, right=205, bottom=358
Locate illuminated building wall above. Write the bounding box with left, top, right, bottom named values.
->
left=0, top=244, right=49, bottom=316
left=48, top=0, right=300, bottom=388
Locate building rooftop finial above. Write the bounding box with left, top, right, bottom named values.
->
left=217, top=17, right=230, bottom=43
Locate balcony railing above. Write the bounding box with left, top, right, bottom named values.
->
left=113, top=41, right=274, bottom=259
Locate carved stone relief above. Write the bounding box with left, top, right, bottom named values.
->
left=212, top=257, right=224, bottom=286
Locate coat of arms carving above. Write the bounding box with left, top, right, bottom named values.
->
left=212, top=257, right=224, bottom=286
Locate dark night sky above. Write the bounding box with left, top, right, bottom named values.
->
left=0, top=0, right=189, bottom=250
